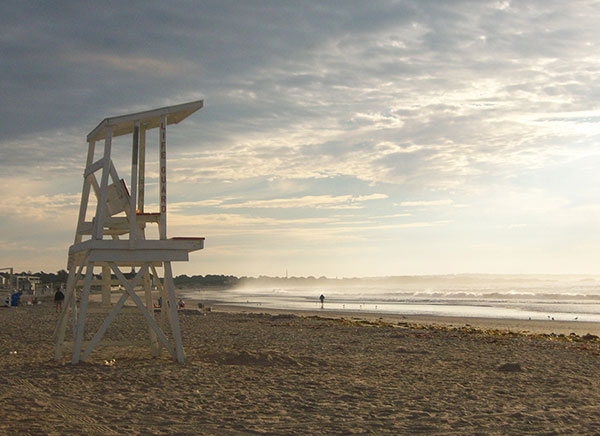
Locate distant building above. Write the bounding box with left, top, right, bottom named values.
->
left=15, top=275, right=41, bottom=293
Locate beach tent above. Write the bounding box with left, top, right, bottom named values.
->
left=54, top=101, right=205, bottom=364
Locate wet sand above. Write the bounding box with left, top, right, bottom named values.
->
left=2, top=302, right=600, bottom=435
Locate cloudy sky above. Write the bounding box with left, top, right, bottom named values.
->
left=1, top=0, right=600, bottom=277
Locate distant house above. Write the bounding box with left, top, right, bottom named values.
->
left=0, top=274, right=12, bottom=290
left=15, top=275, right=41, bottom=293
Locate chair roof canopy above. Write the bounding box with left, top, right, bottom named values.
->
left=87, top=100, right=204, bottom=142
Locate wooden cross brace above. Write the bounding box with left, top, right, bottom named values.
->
left=66, top=262, right=184, bottom=364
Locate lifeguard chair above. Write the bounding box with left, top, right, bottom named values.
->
left=54, top=101, right=205, bottom=364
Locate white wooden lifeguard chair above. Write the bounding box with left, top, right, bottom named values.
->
left=54, top=100, right=205, bottom=364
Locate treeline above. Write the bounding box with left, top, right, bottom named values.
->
left=3, top=271, right=589, bottom=290
left=1, top=270, right=243, bottom=288
left=173, top=274, right=240, bottom=287
left=35, top=270, right=69, bottom=284
left=2, top=270, right=345, bottom=289
left=173, top=275, right=338, bottom=288
left=0, top=270, right=69, bottom=284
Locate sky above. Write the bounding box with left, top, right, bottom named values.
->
left=1, top=0, right=600, bottom=277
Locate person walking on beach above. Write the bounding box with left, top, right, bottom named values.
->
left=319, top=294, right=325, bottom=309
left=54, top=288, right=65, bottom=313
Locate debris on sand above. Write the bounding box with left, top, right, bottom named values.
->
left=497, top=362, right=522, bottom=372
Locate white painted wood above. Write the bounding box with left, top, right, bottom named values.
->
left=87, top=100, right=203, bottom=142
left=138, top=125, right=146, bottom=213
left=107, top=162, right=131, bottom=220
left=79, top=214, right=161, bottom=235
left=158, top=263, right=169, bottom=344
left=150, top=264, right=164, bottom=293
left=85, top=141, right=97, bottom=174
left=111, top=215, right=160, bottom=227
left=92, top=128, right=113, bottom=239
left=164, top=261, right=185, bottom=363
left=143, top=268, right=159, bottom=356
left=110, top=263, right=176, bottom=359
left=77, top=222, right=94, bottom=234
left=149, top=263, right=168, bottom=349
left=59, top=101, right=205, bottom=364
left=159, top=115, right=167, bottom=240
left=102, top=265, right=111, bottom=307
left=95, top=261, right=163, bottom=268
left=84, top=157, right=106, bottom=178
left=134, top=213, right=160, bottom=223
left=74, top=140, right=96, bottom=244
left=70, top=256, right=88, bottom=332
left=80, top=292, right=129, bottom=361
left=80, top=265, right=147, bottom=361
left=89, top=250, right=189, bottom=263
left=108, top=161, right=121, bottom=185
left=54, top=251, right=88, bottom=343
left=78, top=277, right=121, bottom=287
left=129, top=121, right=140, bottom=248
left=70, top=238, right=204, bottom=253
left=91, top=229, right=128, bottom=237
left=54, top=261, right=78, bottom=359
left=105, top=182, right=129, bottom=217
left=90, top=172, right=100, bottom=199
left=72, top=262, right=95, bottom=363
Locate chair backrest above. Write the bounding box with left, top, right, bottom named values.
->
left=105, top=179, right=130, bottom=217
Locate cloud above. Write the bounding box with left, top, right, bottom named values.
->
left=2, top=0, right=600, bottom=274
left=3, top=0, right=599, bottom=193
left=168, top=199, right=232, bottom=212
left=167, top=210, right=449, bottom=244
left=400, top=200, right=453, bottom=207
left=217, top=194, right=388, bottom=209
left=64, top=52, right=195, bottom=76
left=0, top=192, right=80, bottom=222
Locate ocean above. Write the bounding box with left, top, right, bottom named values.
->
left=180, top=275, right=600, bottom=322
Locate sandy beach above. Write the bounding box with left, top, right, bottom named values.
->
left=3, top=301, right=600, bottom=435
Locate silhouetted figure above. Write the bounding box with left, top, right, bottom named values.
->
left=319, top=294, right=325, bottom=309
left=54, top=289, right=65, bottom=313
